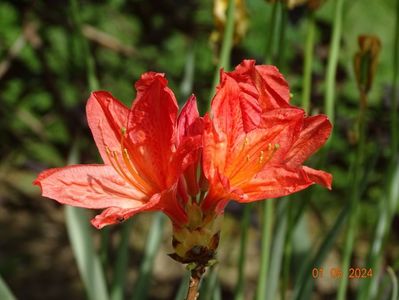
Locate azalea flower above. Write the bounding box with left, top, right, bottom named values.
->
left=201, top=60, right=332, bottom=213
left=34, top=60, right=332, bottom=268
left=34, top=72, right=202, bottom=229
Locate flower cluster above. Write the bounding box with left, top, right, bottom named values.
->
left=34, top=60, right=332, bottom=265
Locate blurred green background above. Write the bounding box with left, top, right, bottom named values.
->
left=0, top=0, right=398, bottom=299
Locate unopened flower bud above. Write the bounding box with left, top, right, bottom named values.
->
left=353, top=35, right=381, bottom=96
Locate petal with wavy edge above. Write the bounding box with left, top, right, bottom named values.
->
left=177, top=94, right=203, bottom=143
left=91, top=201, right=159, bottom=229
left=127, top=72, right=179, bottom=189
left=34, top=165, right=149, bottom=208
left=226, top=60, right=291, bottom=116
left=211, top=74, right=245, bottom=144
left=86, top=91, right=129, bottom=165
left=202, top=115, right=228, bottom=183
left=285, top=115, right=332, bottom=167
left=302, top=166, right=332, bottom=189
left=233, top=166, right=314, bottom=202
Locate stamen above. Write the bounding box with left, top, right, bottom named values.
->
left=230, top=142, right=281, bottom=187
left=106, top=146, right=149, bottom=194
left=122, top=148, right=154, bottom=192
left=259, top=150, right=264, bottom=164
left=244, top=136, right=249, bottom=147
left=106, top=147, right=125, bottom=179
left=111, top=151, right=142, bottom=189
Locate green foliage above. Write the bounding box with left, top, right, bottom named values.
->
left=1, top=0, right=399, bottom=299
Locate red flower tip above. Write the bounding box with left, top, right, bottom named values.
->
left=135, top=72, right=167, bottom=91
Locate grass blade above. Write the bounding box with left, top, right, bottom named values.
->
left=293, top=203, right=349, bottom=300
left=0, top=276, right=16, bottom=300
left=131, top=213, right=165, bottom=300
left=234, top=204, right=252, bottom=300
left=111, top=220, right=134, bottom=300
left=388, top=267, right=398, bottom=300
left=65, top=207, right=109, bottom=300
left=174, top=273, right=190, bottom=300
left=255, top=200, right=274, bottom=300
left=266, top=198, right=288, bottom=300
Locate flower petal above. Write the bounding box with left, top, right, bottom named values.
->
left=91, top=203, right=158, bottom=229
left=302, top=166, right=332, bottom=189
left=285, top=115, right=332, bottom=167
left=127, top=72, right=179, bottom=189
left=233, top=166, right=314, bottom=202
left=227, top=59, right=291, bottom=116
left=211, top=74, right=244, bottom=144
left=177, top=94, right=203, bottom=143
left=202, top=115, right=228, bottom=183
left=86, top=91, right=129, bottom=165
left=34, top=165, right=148, bottom=208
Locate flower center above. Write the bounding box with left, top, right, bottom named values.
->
left=104, top=128, right=156, bottom=197
left=228, top=135, right=280, bottom=187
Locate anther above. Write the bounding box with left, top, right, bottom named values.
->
left=259, top=150, right=264, bottom=164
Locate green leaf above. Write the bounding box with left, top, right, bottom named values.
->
left=131, top=213, right=165, bottom=300
left=0, top=276, right=16, bottom=300
left=65, top=207, right=109, bottom=300
left=174, top=273, right=190, bottom=300
left=111, top=220, right=133, bottom=300
left=293, top=204, right=349, bottom=300
left=387, top=267, right=398, bottom=300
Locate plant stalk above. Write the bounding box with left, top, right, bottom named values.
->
left=186, top=266, right=206, bottom=300
left=337, top=89, right=367, bottom=300
left=324, top=0, right=344, bottom=122
left=302, top=11, right=316, bottom=114
left=209, top=0, right=236, bottom=105
left=391, top=0, right=399, bottom=160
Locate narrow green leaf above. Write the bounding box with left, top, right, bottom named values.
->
left=256, top=200, right=274, bottom=300
left=387, top=267, right=398, bottom=300
left=65, top=207, right=109, bottom=300
left=234, top=204, right=252, bottom=300
left=111, top=220, right=134, bottom=300
left=293, top=204, right=349, bottom=300
left=358, top=160, right=399, bottom=300
left=266, top=198, right=288, bottom=300
left=199, top=266, right=218, bottom=300
left=174, top=273, right=190, bottom=300
left=0, top=276, right=16, bottom=300
left=131, top=213, right=165, bottom=300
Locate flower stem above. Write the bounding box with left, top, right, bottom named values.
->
left=70, top=0, right=99, bottom=91
left=324, top=0, right=344, bottom=122
left=186, top=266, right=206, bottom=300
left=234, top=204, right=252, bottom=300
left=302, top=11, right=316, bottom=114
left=209, top=0, right=236, bottom=106
left=264, top=1, right=279, bottom=64
left=256, top=200, right=274, bottom=300
left=391, top=0, right=399, bottom=160
left=337, top=90, right=367, bottom=300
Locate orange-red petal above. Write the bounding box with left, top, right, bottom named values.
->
left=285, top=114, right=332, bottom=167
left=127, top=72, right=179, bottom=188
left=34, top=165, right=148, bottom=208
left=86, top=91, right=129, bottom=165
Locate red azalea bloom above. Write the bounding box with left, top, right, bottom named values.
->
left=34, top=72, right=202, bottom=228
left=202, top=60, right=332, bottom=212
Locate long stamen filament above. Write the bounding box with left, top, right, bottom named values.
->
left=122, top=148, right=154, bottom=192
left=230, top=143, right=280, bottom=187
